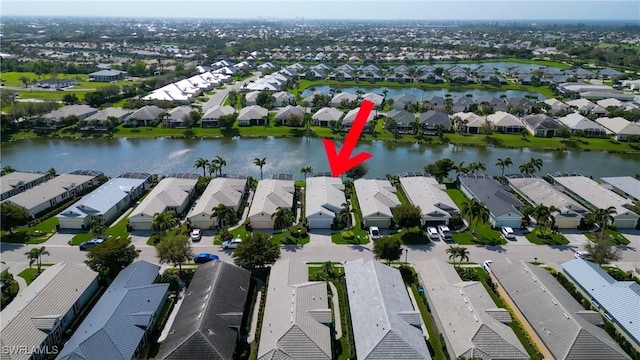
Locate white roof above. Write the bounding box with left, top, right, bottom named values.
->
left=305, top=176, right=345, bottom=219
left=312, top=107, right=344, bottom=121
left=596, top=117, right=640, bottom=136
left=202, top=105, right=235, bottom=119
left=0, top=263, right=98, bottom=360
left=362, top=92, right=384, bottom=106
left=551, top=174, right=639, bottom=220
left=188, top=177, right=247, bottom=220
left=342, top=107, right=375, bottom=125
left=601, top=176, right=640, bottom=201
left=248, top=179, right=294, bottom=218
left=238, top=105, right=268, bottom=121
left=507, top=176, right=588, bottom=216
left=565, top=98, right=606, bottom=113
left=543, top=98, right=569, bottom=110
left=329, top=92, right=358, bottom=106
left=486, top=111, right=524, bottom=127
left=257, top=259, right=331, bottom=360
left=399, top=176, right=459, bottom=219
left=129, top=177, right=197, bottom=218
left=416, top=260, right=528, bottom=359
left=354, top=179, right=400, bottom=218
left=558, top=113, right=607, bottom=131
left=0, top=172, right=47, bottom=197
left=452, top=112, right=485, bottom=127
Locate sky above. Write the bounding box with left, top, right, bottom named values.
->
left=1, top=0, right=639, bottom=21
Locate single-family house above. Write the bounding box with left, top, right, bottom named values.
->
left=387, top=109, right=416, bottom=133
left=346, top=259, right=432, bottom=360
left=507, top=175, right=588, bottom=228
left=418, top=110, right=451, bottom=133
left=272, top=91, right=294, bottom=107
left=452, top=96, right=475, bottom=113
left=342, top=107, right=376, bottom=133
left=562, top=258, right=640, bottom=347
left=237, top=105, right=268, bottom=126
left=201, top=105, right=235, bottom=128
left=305, top=176, right=345, bottom=229
left=248, top=179, right=295, bottom=229
left=506, top=97, right=534, bottom=113
left=128, top=176, right=198, bottom=230
left=88, top=69, right=126, bottom=82
left=3, top=170, right=103, bottom=218
left=565, top=99, right=606, bottom=116
left=329, top=92, right=358, bottom=107
left=274, top=105, right=306, bottom=125
left=543, top=98, right=570, bottom=114
left=417, top=73, right=444, bottom=83
left=0, top=263, right=98, bottom=360
left=43, top=105, right=98, bottom=129
left=167, top=106, right=193, bottom=128
left=597, top=68, right=623, bottom=79
left=451, top=112, right=485, bottom=134
left=312, top=107, right=344, bottom=127
left=245, top=91, right=261, bottom=106
left=597, top=98, right=625, bottom=110
left=188, top=177, right=247, bottom=229
left=416, top=260, right=529, bottom=360
left=459, top=174, right=524, bottom=228
left=0, top=171, right=48, bottom=201
left=557, top=113, right=607, bottom=137
left=476, top=97, right=509, bottom=113
left=387, top=72, right=413, bottom=83
left=391, top=93, right=416, bottom=110
left=157, top=261, right=251, bottom=360
left=399, top=176, right=459, bottom=226
left=125, top=105, right=165, bottom=127
left=486, top=111, right=526, bottom=134
left=84, top=107, right=132, bottom=129
left=354, top=178, right=401, bottom=228
left=56, top=261, right=169, bottom=360
left=522, top=114, right=561, bottom=137
left=550, top=173, right=639, bottom=228
left=422, top=96, right=447, bottom=112
left=489, top=260, right=630, bottom=360
left=57, top=172, right=151, bottom=229
left=595, top=117, right=640, bottom=141
left=258, top=259, right=332, bottom=360
left=600, top=176, right=640, bottom=202
left=361, top=92, right=384, bottom=107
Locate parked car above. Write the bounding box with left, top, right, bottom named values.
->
left=574, top=251, right=592, bottom=260
left=79, top=238, right=105, bottom=251
left=426, top=227, right=440, bottom=240
left=501, top=226, right=515, bottom=240
left=190, top=228, right=202, bottom=242
left=368, top=226, right=382, bottom=240
left=483, top=260, right=493, bottom=273
left=222, top=238, right=242, bottom=249
left=193, top=253, right=219, bottom=264
left=437, top=225, right=452, bottom=241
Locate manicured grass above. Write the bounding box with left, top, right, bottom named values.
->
left=584, top=228, right=630, bottom=245
left=332, top=187, right=370, bottom=244
left=524, top=226, right=569, bottom=245
left=445, top=188, right=506, bottom=245
left=388, top=227, right=431, bottom=245
left=17, top=266, right=52, bottom=285
left=68, top=212, right=131, bottom=246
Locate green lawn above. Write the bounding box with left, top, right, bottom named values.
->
left=331, top=187, right=370, bottom=244
left=410, top=284, right=446, bottom=360
left=524, top=226, right=569, bottom=245
left=17, top=266, right=53, bottom=285
left=388, top=227, right=431, bottom=245
left=584, top=228, right=630, bottom=245
left=445, top=188, right=506, bottom=245
left=68, top=212, right=131, bottom=246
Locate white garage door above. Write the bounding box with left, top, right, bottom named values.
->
left=308, top=218, right=332, bottom=229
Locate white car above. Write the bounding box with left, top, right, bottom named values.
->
left=437, top=225, right=452, bottom=241
left=222, top=238, right=242, bottom=249
left=369, top=226, right=381, bottom=240
left=574, top=251, right=592, bottom=260
left=483, top=260, right=493, bottom=273
left=501, top=226, right=515, bottom=240
left=190, top=229, right=202, bottom=242
left=426, top=227, right=440, bottom=240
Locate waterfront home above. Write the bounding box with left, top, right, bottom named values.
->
left=201, top=105, right=235, bottom=128
left=257, top=259, right=331, bottom=360
left=354, top=178, right=401, bottom=229
left=57, top=172, right=151, bottom=229
left=391, top=93, right=416, bottom=110
left=459, top=174, right=523, bottom=228
left=451, top=112, right=485, bottom=134
left=43, top=105, right=98, bottom=129
left=550, top=173, right=639, bottom=228
left=362, top=92, right=384, bottom=107
left=125, top=105, right=164, bottom=127
left=329, top=92, right=358, bottom=107
left=557, top=112, right=607, bottom=137
left=248, top=179, right=295, bottom=229
left=418, top=110, right=451, bottom=133
left=274, top=105, right=306, bottom=125
left=237, top=105, right=268, bottom=126
left=187, top=177, right=247, bottom=229
left=522, top=114, right=561, bottom=137
left=416, top=260, right=528, bottom=360
left=84, top=107, right=132, bottom=129
left=507, top=175, right=587, bottom=228
left=342, top=107, right=376, bottom=133
left=346, top=259, right=432, bottom=360
left=0, top=171, right=48, bottom=201
left=167, top=106, right=193, bottom=128
left=0, top=263, right=98, bottom=360
left=486, top=111, right=526, bottom=134
left=311, top=107, right=344, bottom=127
left=595, top=117, right=640, bottom=141
left=399, top=175, right=459, bottom=226
left=128, top=176, right=198, bottom=230
left=57, top=261, right=168, bottom=360
left=157, top=261, right=251, bottom=360
left=387, top=109, right=416, bottom=133
left=3, top=170, right=102, bottom=218
left=305, top=176, right=345, bottom=229
left=600, top=176, right=640, bottom=202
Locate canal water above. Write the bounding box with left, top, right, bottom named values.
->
left=2, top=137, right=638, bottom=179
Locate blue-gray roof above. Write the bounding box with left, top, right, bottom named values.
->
left=460, top=174, right=523, bottom=218
left=562, top=259, right=640, bottom=346
left=89, top=69, right=126, bottom=76
left=56, top=261, right=168, bottom=360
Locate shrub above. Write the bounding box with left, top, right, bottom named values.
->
left=290, top=225, right=308, bottom=238
left=341, top=231, right=355, bottom=240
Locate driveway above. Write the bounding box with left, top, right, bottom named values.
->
left=43, top=230, right=78, bottom=247
left=203, top=72, right=262, bottom=111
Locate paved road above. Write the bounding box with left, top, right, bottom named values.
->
left=202, top=72, right=261, bottom=111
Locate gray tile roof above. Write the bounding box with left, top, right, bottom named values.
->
left=354, top=178, right=401, bottom=219
left=507, top=176, right=587, bottom=216
left=85, top=108, right=132, bottom=122
left=158, top=261, right=251, bottom=360
left=57, top=261, right=169, bottom=360
left=188, top=177, right=247, bottom=222
left=127, top=105, right=164, bottom=121
left=522, top=114, right=562, bottom=130
left=418, top=110, right=451, bottom=128
left=459, top=174, right=523, bottom=217
left=399, top=176, right=459, bottom=221
left=387, top=109, right=416, bottom=125
left=44, top=105, right=98, bottom=121
left=258, top=259, right=331, bottom=360
left=0, top=172, right=48, bottom=198
left=416, top=260, right=528, bottom=360
left=490, top=260, right=630, bottom=360
left=129, top=177, right=197, bottom=218
left=345, top=259, right=431, bottom=360
left=0, top=263, right=98, bottom=360
left=562, top=259, right=640, bottom=346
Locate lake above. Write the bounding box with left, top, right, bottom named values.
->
left=2, top=137, right=639, bottom=179
left=301, top=86, right=547, bottom=100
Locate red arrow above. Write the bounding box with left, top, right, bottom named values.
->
left=323, top=99, right=374, bottom=177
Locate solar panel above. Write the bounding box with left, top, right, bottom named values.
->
left=118, top=172, right=152, bottom=179
left=69, top=170, right=103, bottom=177
left=271, top=173, right=293, bottom=180
left=166, top=172, right=200, bottom=179
left=312, top=172, right=333, bottom=177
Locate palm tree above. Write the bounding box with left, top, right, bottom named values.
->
left=495, top=157, right=513, bottom=178
left=518, top=162, right=535, bottom=175
left=588, top=206, right=617, bottom=238
left=528, top=157, right=544, bottom=174
left=411, top=118, right=422, bottom=135
left=25, top=246, right=50, bottom=274
left=272, top=207, right=294, bottom=230
left=461, top=198, right=490, bottom=233
left=254, top=157, right=266, bottom=180
left=194, top=157, right=209, bottom=177
left=151, top=211, right=178, bottom=235
left=469, top=162, right=487, bottom=175
left=207, top=161, right=220, bottom=177
left=212, top=204, right=236, bottom=228
left=452, top=162, right=466, bottom=178
left=532, top=204, right=558, bottom=235
left=446, top=246, right=469, bottom=269
left=338, top=201, right=352, bottom=229
left=446, top=246, right=458, bottom=267
left=47, top=167, right=57, bottom=178
left=212, top=155, right=226, bottom=177
left=300, top=166, right=313, bottom=179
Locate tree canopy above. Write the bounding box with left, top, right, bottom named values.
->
left=156, top=235, right=193, bottom=272
left=584, top=237, right=621, bottom=266
left=345, top=163, right=369, bottom=180
left=233, top=232, right=280, bottom=272
left=424, top=158, right=455, bottom=182
left=372, top=236, right=404, bottom=264
left=85, top=238, right=141, bottom=279
left=392, top=203, right=422, bottom=230
left=0, top=203, right=29, bottom=233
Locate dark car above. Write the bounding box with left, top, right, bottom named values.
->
left=193, top=253, right=219, bottom=264
left=79, top=238, right=105, bottom=251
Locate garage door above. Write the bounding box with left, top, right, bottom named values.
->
left=614, top=218, right=638, bottom=229
left=250, top=218, right=274, bottom=230
left=308, top=218, right=332, bottom=229
left=424, top=220, right=446, bottom=227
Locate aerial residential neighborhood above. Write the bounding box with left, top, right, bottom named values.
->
left=1, top=3, right=640, bottom=360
